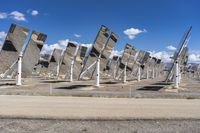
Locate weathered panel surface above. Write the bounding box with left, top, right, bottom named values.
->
left=59, top=42, right=77, bottom=79
left=79, top=26, right=110, bottom=79
left=73, top=46, right=88, bottom=79
left=22, top=31, right=47, bottom=77
left=0, top=24, right=29, bottom=74
left=45, top=49, right=63, bottom=76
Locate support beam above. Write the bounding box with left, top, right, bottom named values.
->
left=16, top=52, right=23, bottom=86
left=146, top=67, right=149, bottom=79
left=123, top=63, right=127, bottom=83
left=70, top=60, right=74, bottom=82
left=175, top=60, right=179, bottom=88
left=152, top=68, right=155, bottom=79
left=137, top=64, right=141, bottom=82
left=96, top=58, right=100, bottom=87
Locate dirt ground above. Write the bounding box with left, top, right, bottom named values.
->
left=0, top=119, right=200, bottom=133
left=0, top=77, right=200, bottom=132
left=0, top=77, right=200, bottom=99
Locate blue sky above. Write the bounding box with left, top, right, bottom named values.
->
left=0, top=0, right=200, bottom=62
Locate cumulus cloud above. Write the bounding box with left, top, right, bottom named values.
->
left=0, top=11, right=27, bottom=21
left=74, top=34, right=81, bottom=38
left=188, top=51, right=200, bottom=63
left=166, top=45, right=177, bottom=51
left=31, top=10, right=39, bottom=16
left=0, top=12, right=7, bottom=19
left=109, top=50, right=123, bottom=59
left=9, top=11, right=26, bottom=21
left=149, top=51, right=173, bottom=63
left=41, top=39, right=92, bottom=55
left=0, top=31, right=7, bottom=49
left=147, top=49, right=200, bottom=63
left=124, top=28, right=147, bottom=39
left=41, top=39, right=69, bottom=54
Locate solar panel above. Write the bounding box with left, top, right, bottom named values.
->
left=46, top=49, right=63, bottom=76
left=135, top=50, right=146, bottom=65
left=0, top=23, right=29, bottom=75
left=120, top=44, right=132, bottom=67
left=79, top=26, right=116, bottom=78
left=165, top=27, right=192, bottom=82
left=59, top=42, right=77, bottom=78
left=102, top=32, right=118, bottom=59
left=22, top=31, right=47, bottom=77
left=140, top=52, right=150, bottom=66
left=127, top=46, right=137, bottom=69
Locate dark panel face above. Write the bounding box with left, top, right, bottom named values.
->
left=76, top=46, right=87, bottom=62
left=135, top=50, right=146, bottom=65
left=22, top=31, right=47, bottom=77
left=102, top=32, right=118, bottom=59
left=92, top=25, right=110, bottom=57
left=80, top=46, right=87, bottom=58
left=157, top=59, right=161, bottom=64
left=121, top=44, right=132, bottom=65
left=140, top=52, right=150, bottom=65
left=127, top=46, right=137, bottom=68
left=0, top=23, right=29, bottom=74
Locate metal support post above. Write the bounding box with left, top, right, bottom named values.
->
left=152, top=68, right=155, bottom=79
left=146, top=67, right=149, bottom=79
left=137, top=64, right=141, bottom=81
left=123, top=63, right=127, bottom=83
left=16, top=52, right=23, bottom=85
left=175, top=60, right=179, bottom=88
left=70, top=60, right=74, bottom=82
left=96, top=58, right=100, bottom=86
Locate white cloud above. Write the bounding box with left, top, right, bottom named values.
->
left=74, top=34, right=81, bottom=38
left=149, top=51, right=173, bottom=63
left=41, top=39, right=69, bottom=54
left=31, top=10, right=39, bottom=16
left=124, top=28, right=147, bottom=39
left=166, top=45, right=177, bottom=51
left=0, top=12, right=7, bottom=19
left=189, top=53, right=200, bottom=63
left=41, top=39, right=92, bottom=55
left=0, top=31, right=7, bottom=49
left=109, top=50, right=123, bottom=59
left=9, top=11, right=26, bottom=21
left=148, top=49, right=200, bottom=63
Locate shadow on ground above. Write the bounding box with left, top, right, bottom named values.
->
left=0, top=83, right=16, bottom=86
left=137, top=82, right=172, bottom=91
left=41, top=80, right=70, bottom=83
left=101, top=81, right=119, bottom=84
left=54, top=85, right=92, bottom=90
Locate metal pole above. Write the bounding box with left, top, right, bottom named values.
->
left=113, top=65, right=117, bottom=79
left=146, top=67, right=149, bottom=79
left=179, top=70, right=181, bottom=84
left=70, top=46, right=79, bottom=82
left=96, top=58, right=100, bottom=86
left=16, top=52, right=23, bottom=85
left=138, top=64, right=141, bottom=81
left=152, top=68, right=155, bottom=79
left=70, top=60, right=74, bottom=82
left=56, top=63, right=60, bottom=77
left=123, top=63, right=127, bottom=83
left=175, top=60, right=179, bottom=88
